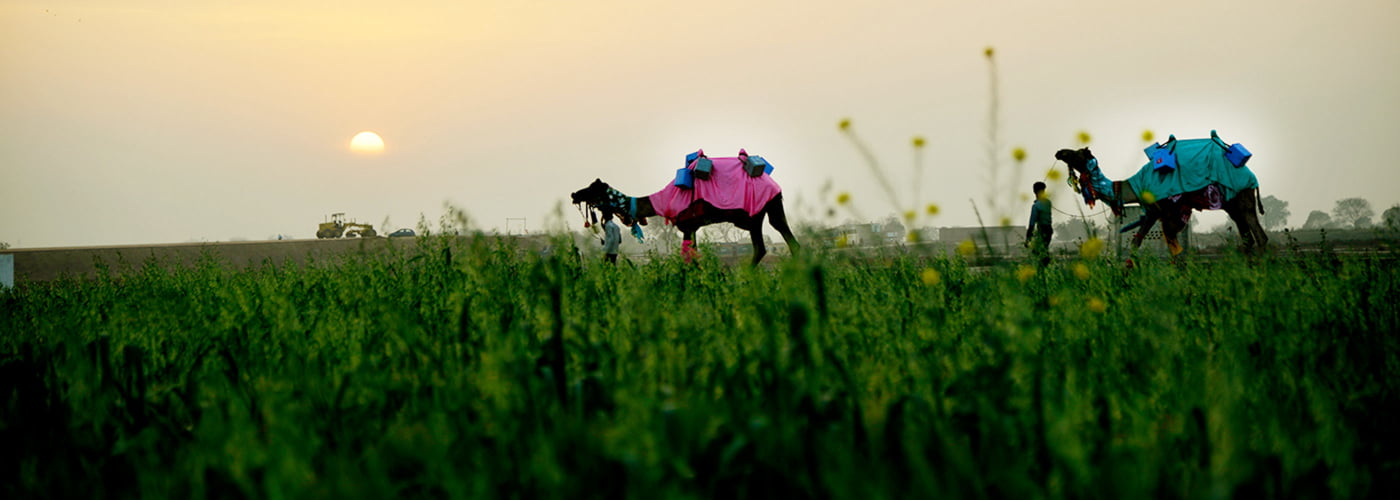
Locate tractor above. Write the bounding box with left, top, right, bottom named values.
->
left=316, top=213, right=377, bottom=238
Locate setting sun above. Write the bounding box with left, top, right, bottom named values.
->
left=349, top=131, right=385, bottom=154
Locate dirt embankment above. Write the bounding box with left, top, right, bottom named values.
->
left=3, top=238, right=401, bottom=284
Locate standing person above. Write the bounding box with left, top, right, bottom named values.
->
left=1025, top=181, right=1054, bottom=266
left=602, top=211, right=622, bottom=264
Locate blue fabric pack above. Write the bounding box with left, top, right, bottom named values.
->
left=693, top=157, right=713, bottom=180
left=1210, top=130, right=1251, bottom=167
left=674, top=167, right=693, bottom=189
left=1147, top=137, right=1178, bottom=173
left=1151, top=148, right=1177, bottom=172
left=1226, top=143, right=1252, bottom=167
left=685, top=150, right=700, bottom=166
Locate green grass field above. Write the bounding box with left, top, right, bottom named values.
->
left=2, top=235, right=1397, bottom=498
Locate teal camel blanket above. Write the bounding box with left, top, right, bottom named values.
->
left=1127, top=137, right=1258, bottom=202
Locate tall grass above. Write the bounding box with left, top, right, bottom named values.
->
left=2, top=233, right=1396, bottom=498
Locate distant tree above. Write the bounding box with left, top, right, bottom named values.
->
left=698, top=223, right=739, bottom=244
left=0, top=241, right=8, bottom=249
left=1384, top=205, right=1400, bottom=229
left=1331, top=198, right=1374, bottom=229
left=645, top=216, right=679, bottom=249
left=1302, top=210, right=1335, bottom=230
left=1259, top=195, right=1290, bottom=230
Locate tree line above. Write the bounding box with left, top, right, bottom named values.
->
left=1049, top=196, right=1399, bottom=242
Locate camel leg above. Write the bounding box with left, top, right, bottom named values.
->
left=1160, top=210, right=1189, bottom=258
left=1224, top=203, right=1256, bottom=253
left=681, top=229, right=698, bottom=263
left=1131, top=209, right=1160, bottom=250
left=1225, top=188, right=1269, bottom=254
left=749, top=222, right=767, bottom=265
left=765, top=195, right=801, bottom=254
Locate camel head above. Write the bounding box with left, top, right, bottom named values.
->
left=1056, top=147, right=1126, bottom=216
left=571, top=178, right=638, bottom=225
left=570, top=178, right=611, bottom=206
left=1055, top=148, right=1095, bottom=177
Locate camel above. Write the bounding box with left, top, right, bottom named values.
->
left=570, top=153, right=800, bottom=265
left=1055, top=135, right=1267, bottom=257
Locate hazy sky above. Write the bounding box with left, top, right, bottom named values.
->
left=4, top=0, right=1398, bottom=248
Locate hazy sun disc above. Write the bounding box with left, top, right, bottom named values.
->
left=350, top=131, right=385, bottom=154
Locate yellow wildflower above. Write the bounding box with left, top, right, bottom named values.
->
left=912, top=136, right=926, bottom=148
left=921, top=268, right=942, bottom=286
left=957, top=239, right=977, bottom=257
left=1077, top=130, right=1092, bottom=144
left=1016, top=265, right=1036, bottom=283
left=1142, top=130, right=1155, bottom=143
left=984, top=46, right=995, bottom=58
left=1046, top=168, right=1063, bottom=181
left=1048, top=294, right=1064, bottom=307
left=1080, top=237, right=1105, bottom=259
left=837, top=192, right=851, bottom=205
left=907, top=230, right=922, bottom=243
left=903, top=210, right=916, bottom=223
left=1074, top=262, right=1091, bottom=280
left=999, top=216, right=1012, bottom=227
left=925, top=203, right=940, bottom=216
left=839, top=118, right=851, bottom=131
left=836, top=234, right=849, bottom=248
left=1087, top=297, right=1108, bottom=313
left=1012, top=147, right=1027, bottom=163
left=1140, top=190, right=1157, bottom=204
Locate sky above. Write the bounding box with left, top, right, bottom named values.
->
left=3, top=0, right=1398, bottom=248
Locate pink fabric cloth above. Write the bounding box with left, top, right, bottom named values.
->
left=648, top=156, right=782, bottom=221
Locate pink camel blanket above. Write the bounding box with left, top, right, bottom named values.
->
left=648, top=156, right=782, bottom=221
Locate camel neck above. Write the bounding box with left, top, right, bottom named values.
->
left=632, top=196, right=656, bottom=219
left=603, top=188, right=656, bottom=220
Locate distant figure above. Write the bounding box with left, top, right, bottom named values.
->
left=1025, top=181, right=1053, bottom=266
left=602, top=211, right=622, bottom=264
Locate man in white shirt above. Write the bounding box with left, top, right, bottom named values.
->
left=602, top=211, right=622, bottom=264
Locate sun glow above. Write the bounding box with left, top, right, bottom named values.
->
left=350, top=131, right=385, bottom=154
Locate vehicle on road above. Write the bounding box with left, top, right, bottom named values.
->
left=317, top=213, right=376, bottom=238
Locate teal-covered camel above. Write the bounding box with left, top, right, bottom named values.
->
left=1056, top=132, right=1268, bottom=256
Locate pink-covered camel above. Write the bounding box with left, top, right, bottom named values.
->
left=570, top=154, right=800, bottom=264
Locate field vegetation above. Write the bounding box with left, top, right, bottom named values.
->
left=2, top=232, right=1397, bottom=498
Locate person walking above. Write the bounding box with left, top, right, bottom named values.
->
left=602, top=211, right=622, bottom=264
left=1025, top=181, right=1054, bottom=266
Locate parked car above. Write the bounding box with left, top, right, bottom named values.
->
left=388, top=229, right=416, bottom=238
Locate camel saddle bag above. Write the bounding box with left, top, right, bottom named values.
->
left=674, top=167, right=694, bottom=189
left=1225, top=143, right=1251, bottom=167
left=743, top=155, right=772, bottom=177
left=693, top=157, right=713, bottom=180
left=1146, top=136, right=1178, bottom=173
left=1211, top=130, right=1252, bottom=167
